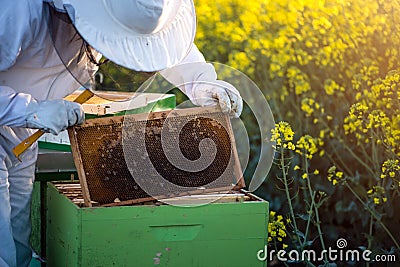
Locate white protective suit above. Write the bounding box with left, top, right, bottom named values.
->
left=0, top=0, right=242, bottom=266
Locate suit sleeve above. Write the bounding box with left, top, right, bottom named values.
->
left=0, top=0, right=40, bottom=127
left=0, top=0, right=39, bottom=71
left=0, top=86, right=32, bottom=127
left=159, top=44, right=218, bottom=100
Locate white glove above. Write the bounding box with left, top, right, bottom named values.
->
left=191, top=80, right=243, bottom=118
left=25, top=99, right=84, bottom=135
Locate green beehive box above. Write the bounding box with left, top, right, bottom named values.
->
left=46, top=183, right=269, bottom=267
left=31, top=91, right=176, bottom=257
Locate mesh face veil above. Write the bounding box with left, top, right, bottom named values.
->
left=44, top=3, right=99, bottom=88
left=44, top=3, right=155, bottom=99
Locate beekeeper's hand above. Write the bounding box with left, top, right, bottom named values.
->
left=25, top=99, right=84, bottom=135
left=191, top=80, right=243, bottom=118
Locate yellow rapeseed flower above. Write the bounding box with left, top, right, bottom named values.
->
left=327, top=166, right=345, bottom=185
left=268, top=210, right=288, bottom=245
left=380, top=159, right=400, bottom=180
left=296, top=135, right=323, bottom=160
left=367, top=185, right=387, bottom=206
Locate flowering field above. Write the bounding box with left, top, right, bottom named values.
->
left=195, top=0, right=400, bottom=265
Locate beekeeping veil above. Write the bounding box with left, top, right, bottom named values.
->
left=43, top=0, right=196, bottom=94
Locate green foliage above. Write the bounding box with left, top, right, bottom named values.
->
left=95, top=62, right=155, bottom=92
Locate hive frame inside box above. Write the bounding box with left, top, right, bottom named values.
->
left=68, top=106, right=245, bottom=207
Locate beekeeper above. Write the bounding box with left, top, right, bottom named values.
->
left=0, top=0, right=242, bottom=266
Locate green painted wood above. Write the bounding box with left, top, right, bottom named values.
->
left=38, top=141, right=71, bottom=152
left=85, top=94, right=176, bottom=118
left=34, top=172, right=78, bottom=182
left=32, top=94, right=177, bottom=257
left=116, top=94, right=176, bottom=116
left=46, top=183, right=81, bottom=265
left=46, top=183, right=268, bottom=267
left=30, top=182, right=41, bottom=254
left=31, top=177, right=78, bottom=258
